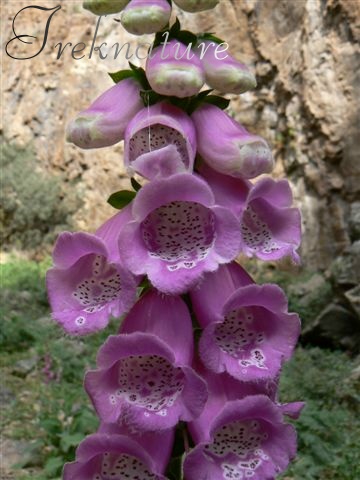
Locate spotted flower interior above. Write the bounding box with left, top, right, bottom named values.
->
left=205, top=419, right=271, bottom=479
left=113, top=354, right=184, bottom=415
left=214, top=307, right=267, bottom=370
left=141, top=201, right=216, bottom=271
left=129, top=124, right=190, bottom=169
left=93, top=452, right=158, bottom=480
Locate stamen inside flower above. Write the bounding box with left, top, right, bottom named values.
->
left=241, top=203, right=280, bottom=255
left=115, top=355, right=185, bottom=413
left=93, top=452, right=158, bottom=480
left=72, top=254, right=122, bottom=313
left=129, top=124, right=189, bottom=167
left=141, top=201, right=216, bottom=271
left=204, top=420, right=269, bottom=479
left=214, top=308, right=267, bottom=369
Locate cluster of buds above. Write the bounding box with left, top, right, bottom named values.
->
left=49, top=2, right=304, bottom=479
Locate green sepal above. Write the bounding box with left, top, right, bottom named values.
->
left=203, top=95, right=230, bottom=110
left=170, top=17, right=181, bottom=36
left=128, top=63, right=151, bottom=90
left=107, top=190, right=136, bottom=209
left=108, top=69, right=134, bottom=84
left=198, top=32, right=225, bottom=45
left=140, top=89, right=164, bottom=107
left=176, top=30, right=198, bottom=47
left=131, top=177, right=142, bottom=192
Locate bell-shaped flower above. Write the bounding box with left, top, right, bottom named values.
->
left=191, top=263, right=301, bottom=381
left=124, top=102, right=196, bottom=180
left=66, top=78, right=143, bottom=149
left=173, top=0, right=219, bottom=12
left=46, top=208, right=138, bottom=335
left=240, top=177, right=302, bottom=263
left=184, top=392, right=297, bottom=480
left=192, top=104, right=274, bottom=178
left=118, top=173, right=241, bottom=294
left=85, top=290, right=208, bottom=431
left=83, top=0, right=130, bottom=15
left=200, top=164, right=302, bottom=262
left=63, top=423, right=173, bottom=479
left=146, top=40, right=205, bottom=98
left=121, top=0, right=171, bottom=35
left=197, top=40, right=257, bottom=94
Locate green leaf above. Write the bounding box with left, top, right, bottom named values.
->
left=131, top=177, right=142, bottom=192
left=44, top=456, right=64, bottom=476
left=60, top=432, right=84, bottom=453
left=203, top=95, right=230, bottom=110
left=107, top=190, right=136, bottom=209
left=108, top=69, right=134, bottom=84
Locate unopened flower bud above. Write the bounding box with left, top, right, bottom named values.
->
left=121, top=0, right=171, bottom=35
left=173, top=0, right=219, bottom=12
left=83, top=0, right=129, bottom=15
left=197, top=40, right=257, bottom=94
left=146, top=39, right=205, bottom=98
left=192, top=104, right=274, bottom=178
left=66, top=78, right=143, bottom=149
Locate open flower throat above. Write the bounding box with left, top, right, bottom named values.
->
left=141, top=201, right=216, bottom=269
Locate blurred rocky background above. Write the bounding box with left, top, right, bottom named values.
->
left=1, top=0, right=359, bottom=348
left=1, top=2, right=360, bottom=479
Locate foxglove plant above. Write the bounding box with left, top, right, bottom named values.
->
left=48, top=3, right=304, bottom=479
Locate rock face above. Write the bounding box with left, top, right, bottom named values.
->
left=2, top=0, right=360, bottom=271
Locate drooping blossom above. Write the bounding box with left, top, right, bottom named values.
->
left=173, top=0, right=219, bottom=12
left=239, top=177, right=302, bottom=263
left=118, top=173, right=241, bottom=294
left=146, top=40, right=205, bottom=98
left=66, top=78, right=143, bottom=149
left=200, top=164, right=302, bottom=262
left=63, top=423, right=174, bottom=479
left=124, top=102, right=196, bottom=180
left=83, top=0, right=130, bottom=15
left=197, top=40, right=257, bottom=94
left=85, top=290, right=208, bottom=431
left=191, top=263, right=300, bottom=381
left=192, top=104, right=274, bottom=178
left=46, top=208, right=137, bottom=335
left=121, top=0, right=171, bottom=35
left=184, top=392, right=297, bottom=480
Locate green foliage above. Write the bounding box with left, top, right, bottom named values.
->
left=279, top=347, right=360, bottom=479
left=1, top=260, right=359, bottom=479
left=0, top=141, right=79, bottom=250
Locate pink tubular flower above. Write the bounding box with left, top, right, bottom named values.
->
left=191, top=263, right=301, bottom=381
left=63, top=424, right=173, bottom=479
left=197, top=40, right=257, bottom=94
left=184, top=394, right=297, bottom=480
left=146, top=40, right=205, bottom=98
left=200, top=164, right=302, bottom=262
left=124, top=102, right=196, bottom=180
left=118, top=173, right=241, bottom=294
left=240, top=177, right=302, bottom=263
left=66, top=78, right=143, bottom=149
left=84, top=290, right=208, bottom=431
left=83, top=0, right=130, bottom=15
left=46, top=208, right=137, bottom=335
left=173, top=0, right=219, bottom=12
left=121, top=0, right=171, bottom=35
left=192, top=104, right=274, bottom=178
